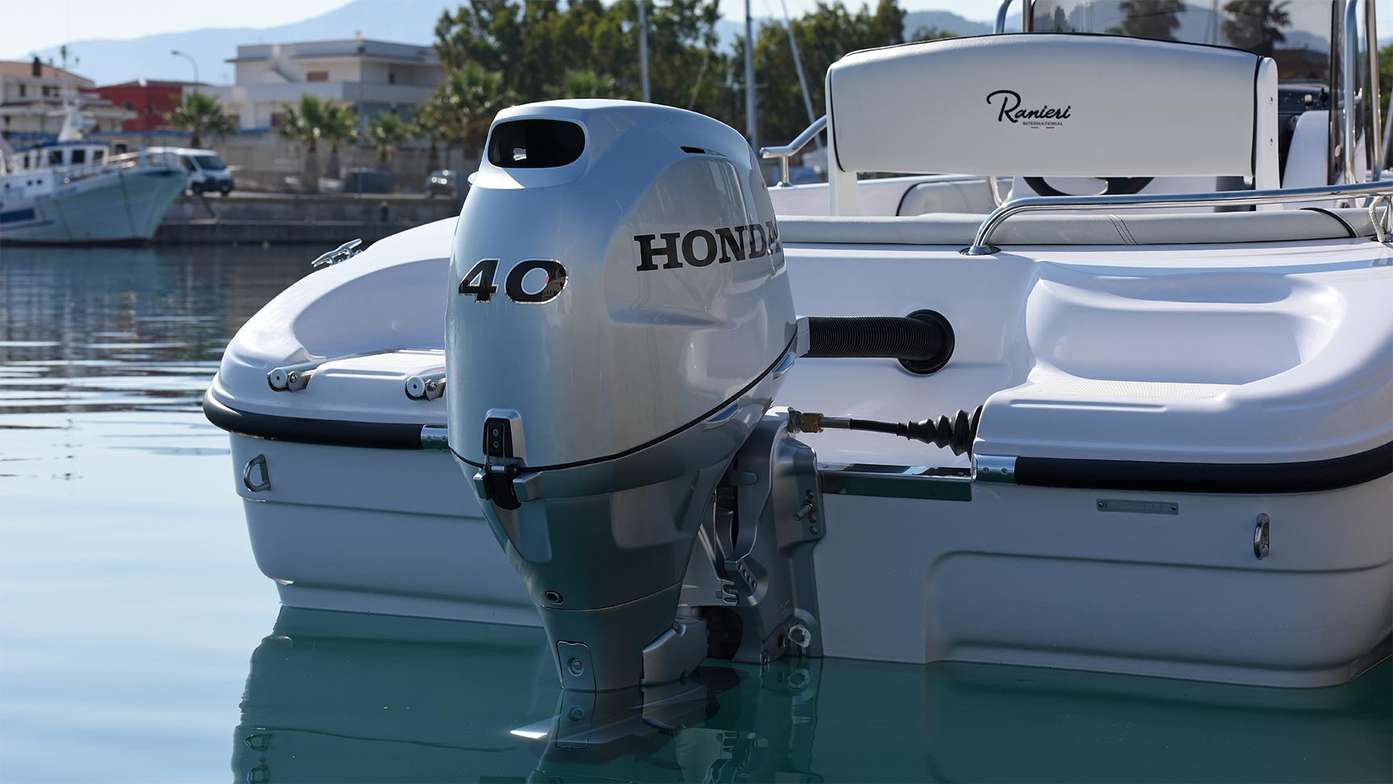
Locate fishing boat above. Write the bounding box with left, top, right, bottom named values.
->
left=0, top=97, right=187, bottom=244
left=206, top=0, right=1391, bottom=693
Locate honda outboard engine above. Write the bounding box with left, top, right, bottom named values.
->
left=447, top=101, right=797, bottom=692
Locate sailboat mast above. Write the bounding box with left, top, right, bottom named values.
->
left=779, top=0, right=819, bottom=150
left=638, top=0, right=651, bottom=102
left=744, top=0, right=758, bottom=150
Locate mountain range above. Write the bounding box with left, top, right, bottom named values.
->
left=24, top=0, right=999, bottom=86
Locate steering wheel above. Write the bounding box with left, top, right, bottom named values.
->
left=1024, top=177, right=1154, bottom=197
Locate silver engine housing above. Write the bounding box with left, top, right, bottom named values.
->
left=446, top=100, right=797, bottom=691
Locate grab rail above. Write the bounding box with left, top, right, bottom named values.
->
left=1362, top=0, right=1380, bottom=181
left=994, top=0, right=1031, bottom=33
left=1342, top=0, right=1360, bottom=186
left=963, top=179, right=1393, bottom=256
left=759, top=115, right=826, bottom=186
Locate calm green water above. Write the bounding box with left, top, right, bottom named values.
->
left=0, top=245, right=1389, bottom=783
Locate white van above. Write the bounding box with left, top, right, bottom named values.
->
left=148, top=147, right=235, bottom=195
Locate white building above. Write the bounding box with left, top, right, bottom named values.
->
left=0, top=59, right=133, bottom=143
left=209, top=38, right=444, bottom=131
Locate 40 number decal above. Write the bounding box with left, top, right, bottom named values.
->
left=459, top=259, right=567, bottom=303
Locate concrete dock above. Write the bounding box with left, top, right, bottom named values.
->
left=155, top=192, right=461, bottom=244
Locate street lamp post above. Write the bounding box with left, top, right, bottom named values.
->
left=170, top=50, right=199, bottom=93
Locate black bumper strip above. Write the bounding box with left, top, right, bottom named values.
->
left=1014, top=442, right=1393, bottom=494
left=205, top=389, right=1393, bottom=494
left=203, top=390, right=429, bottom=450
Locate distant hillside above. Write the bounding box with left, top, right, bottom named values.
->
left=29, top=0, right=450, bottom=85
left=714, top=9, right=1000, bottom=49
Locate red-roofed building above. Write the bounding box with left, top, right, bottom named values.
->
left=93, top=80, right=197, bottom=132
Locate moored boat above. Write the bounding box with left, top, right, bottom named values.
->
left=0, top=99, right=187, bottom=244
left=206, top=0, right=1391, bottom=692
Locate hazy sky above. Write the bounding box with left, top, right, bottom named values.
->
left=0, top=0, right=1012, bottom=58
left=1, top=0, right=1387, bottom=59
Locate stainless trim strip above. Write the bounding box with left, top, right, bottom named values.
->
left=964, top=180, right=1393, bottom=255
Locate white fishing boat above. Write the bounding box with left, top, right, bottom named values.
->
left=0, top=98, right=187, bottom=244
left=207, top=0, right=1391, bottom=694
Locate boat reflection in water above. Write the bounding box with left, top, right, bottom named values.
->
left=232, top=608, right=1390, bottom=782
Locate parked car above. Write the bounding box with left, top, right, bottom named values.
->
left=147, top=147, right=235, bottom=195
left=342, top=168, right=394, bottom=194
left=425, top=169, right=461, bottom=198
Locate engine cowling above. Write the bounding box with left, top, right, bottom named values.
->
left=446, top=100, right=796, bottom=691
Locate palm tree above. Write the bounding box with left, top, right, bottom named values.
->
left=319, top=101, right=358, bottom=180
left=366, top=112, right=411, bottom=168
left=412, top=98, right=446, bottom=173
left=433, top=63, right=513, bottom=169
left=167, top=92, right=235, bottom=149
left=278, top=95, right=329, bottom=193
left=1221, top=0, right=1291, bottom=57
left=1112, top=0, right=1184, bottom=40
left=556, top=69, right=618, bottom=99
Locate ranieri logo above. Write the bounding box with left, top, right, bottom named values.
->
left=986, top=89, right=1072, bottom=129
left=634, top=221, right=781, bottom=271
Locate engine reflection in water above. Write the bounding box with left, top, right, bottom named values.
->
left=233, top=608, right=1390, bottom=783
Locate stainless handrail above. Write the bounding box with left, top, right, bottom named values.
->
left=994, top=0, right=1031, bottom=33
left=1366, top=0, right=1380, bottom=180
left=1341, top=0, right=1360, bottom=186
left=759, top=114, right=827, bottom=186
left=963, top=179, right=1393, bottom=255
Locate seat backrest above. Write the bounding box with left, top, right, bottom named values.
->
left=824, top=34, right=1279, bottom=215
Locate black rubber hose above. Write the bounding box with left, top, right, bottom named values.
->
left=804, top=311, right=954, bottom=374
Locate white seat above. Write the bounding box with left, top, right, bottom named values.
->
left=823, top=35, right=1279, bottom=215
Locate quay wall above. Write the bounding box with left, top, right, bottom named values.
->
left=156, top=193, right=460, bottom=244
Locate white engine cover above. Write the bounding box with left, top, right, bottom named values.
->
left=447, top=100, right=795, bottom=468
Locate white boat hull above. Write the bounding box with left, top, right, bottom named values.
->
left=227, top=431, right=1391, bottom=688
left=0, top=167, right=185, bottom=244
left=210, top=188, right=1393, bottom=687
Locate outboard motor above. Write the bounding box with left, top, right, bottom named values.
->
left=446, top=101, right=797, bottom=692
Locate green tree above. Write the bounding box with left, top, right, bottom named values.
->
left=278, top=95, right=330, bottom=193
left=748, top=0, right=907, bottom=147
left=555, top=68, right=619, bottom=99
left=908, top=25, right=956, bottom=43
left=1221, top=0, right=1290, bottom=57
left=1109, top=0, right=1184, bottom=41
left=319, top=101, right=358, bottom=179
left=166, top=91, right=235, bottom=148
left=432, top=62, right=514, bottom=167
left=432, top=0, right=731, bottom=122
left=412, top=98, right=447, bottom=173
left=367, top=112, right=412, bottom=168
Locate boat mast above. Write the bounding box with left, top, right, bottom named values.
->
left=779, top=0, right=819, bottom=150
left=637, top=0, right=651, bottom=102
left=744, top=0, right=757, bottom=150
